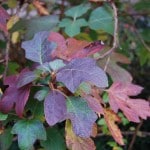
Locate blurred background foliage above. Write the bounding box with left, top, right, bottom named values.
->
left=0, top=0, right=150, bottom=150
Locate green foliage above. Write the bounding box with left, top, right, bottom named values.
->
left=89, top=5, right=114, bottom=35
left=0, top=128, right=13, bottom=150
left=40, top=127, right=66, bottom=150
left=11, top=119, right=46, bottom=150
left=59, top=4, right=90, bottom=37
left=11, top=16, right=59, bottom=39
left=0, top=0, right=149, bottom=150
left=59, top=18, right=88, bottom=37
left=65, top=4, right=90, bottom=18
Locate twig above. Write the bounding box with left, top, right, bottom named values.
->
left=135, top=30, right=150, bottom=52
left=97, top=129, right=150, bottom=137
left=97, top=2, right=118, bottom=60
left=104, top=56, right=110, bottom=71
left=3, top=35, right=10, bottom=79
left=59, top=0, right=65, bottom=20
left=0, top=59, right=5, bottom=63
left=128, top=120, right=143, bottom=150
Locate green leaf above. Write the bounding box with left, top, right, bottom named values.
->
left=89, top=6, right=114, bottom=35
left=0, top=112, right=8, bottom=121
left=65, top=4, right=90, bottom=19
left=40, top=127, right=66, bottom=150
left=11, top=15, right=59, bottom=39
left=76, top=82, right=91, bottom=95
left=11, top=119, right=46, bottom=150
left=49, top=59, right=66, bottom=71
left=34, top=87, right=49, bottom=101
left=0, top=128, right=13, bottom=150
left=59, top=18, right=88, bottom=37
left=134, top=1, right=150, bottom=12
left=8, top=62, right=19, bottom=74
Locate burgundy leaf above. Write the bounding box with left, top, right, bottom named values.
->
left=17, top=70, right=39, bottom=88
left=0, top=6, right=10, bottom=34
left=0, top=84, right=30, bottom=117
left=44, top=90, right=67, bottom=126
left=48, top=32, right=104, bottom=61
left=56, top=58, right=108, bottom=93
left=0, top=70, right=31, bottom=117
left=107, top=82, right=150, bottom=122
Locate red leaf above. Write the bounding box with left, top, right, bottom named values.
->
left=104, top=109, right=124, bottom=145
left=84, top=95, right=104, bottom=115
left=0, top=6, right=10, bottom=34
left=48, top=32, right=104, bottom=61
left=107, top=82, right=150, bottom=122
left=0, top=70, right=31, bottom=117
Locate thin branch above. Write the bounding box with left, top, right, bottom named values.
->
left=97, top=129, right=150, bottom=137
left=135, top=30, right=150, bottom=52
left=3, top=35, right=10, bottom=79
left=97, top=1, right=118, bottom=60
left=128, top=120, right=143, bottom=150
left=0, top=59, right=5, bottom=63
left=104, top=56, right=110, bottom=71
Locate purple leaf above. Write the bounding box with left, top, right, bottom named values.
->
left=67, top=97, right=97, bottom=137
left=21, top=31, right=56, bottom=64
left=44, top=91, right=67, bottom=126
left=17, top=70, right=39, bottom=88
left=0, top=6, right=10, bottom=34
left=56, top=58, right=108, bottom=93
left=0, top=71, right=31, bottom=117
left=0, top=84, right=30, bottom=117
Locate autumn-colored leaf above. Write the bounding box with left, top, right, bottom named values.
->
left=0, top=69, right=31, bottom=117
left=65, top=120, right=96, bottom=150
left=0, top=6, right=10, bottom=34
left=104, top=109, right=124, bottom=145
left=84, top=95, right=104, bottom=115
left=33, top=0, right=49, bottom=15
left=107, top=82, right=150, bottom=122
left=98, top=52, right=132, bottom=83
left=48, top=32, right=104, bottom=61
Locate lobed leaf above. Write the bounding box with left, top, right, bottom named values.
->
left=22, top=31, right=56, bottom=64
left=44, top=90, right=67, bottom=126
left=57, top=58, right=108, bottom=93
left=59, top=18, right=88, bottom=37
left=66, top=97, right=97, bottom=137
left=11, top=119, right=46, bottom=150
left=0, top=69, right=31, bottom=117
left=48, top=32, right=105, bottom=61
left=10, top=15, right=59, bottom=39
left=65, top=120, right=96, bottom=150
left=65, top=4, right=90, bottom=18
left=107, top=82, right=150, bottom=122
left=89, top=6, right=114, bottom=35
left=84, top=95, right=104, bottom=115
left=104, top=109, right=124, bottom=145
left=98, top=52, right=132, bottom=83
left=17, top=70, right=39, bottom=88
